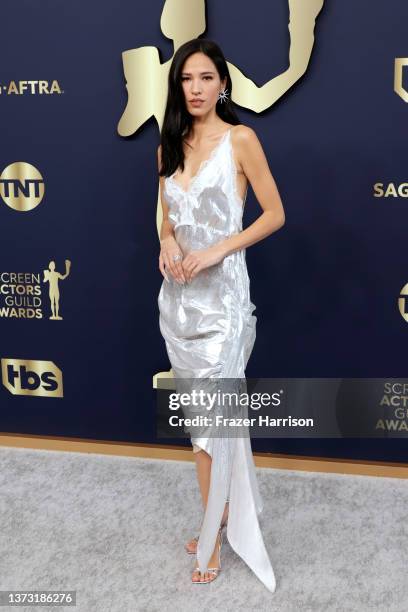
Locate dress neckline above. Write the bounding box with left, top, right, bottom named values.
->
left=169, top=127, right=232, bottom=195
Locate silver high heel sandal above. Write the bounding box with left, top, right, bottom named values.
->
left=191, top=526, right=223, bottom=584
left=185, top=502, right=229, bottom=555
left=185, top=516, right=228, bottom=555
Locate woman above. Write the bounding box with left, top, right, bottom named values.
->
left=157, top=38, right=285, bottom=590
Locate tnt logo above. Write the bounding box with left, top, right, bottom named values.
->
left=0, top=162, right=45, bottom=211
left=1, top=358, right=63, bottom=397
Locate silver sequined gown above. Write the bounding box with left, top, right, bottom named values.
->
left=157, top=127, right=276, bottom=593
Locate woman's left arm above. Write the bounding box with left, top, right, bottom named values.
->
left=220, top=125, right=285, bottom=258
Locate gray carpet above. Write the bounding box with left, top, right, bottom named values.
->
left=0, top=446, right=406, bottom=612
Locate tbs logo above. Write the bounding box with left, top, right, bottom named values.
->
left=1, top=358, right=63, bottom=397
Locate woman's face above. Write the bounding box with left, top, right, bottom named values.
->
left=180, top=52, right=227, bottom=116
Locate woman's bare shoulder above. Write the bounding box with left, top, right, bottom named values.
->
left=231, top=124, right=258, bottom=144
left=230, top=125, right=261, bottom=173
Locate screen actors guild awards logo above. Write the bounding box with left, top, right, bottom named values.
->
left=0, top=260, right=71, bottom=320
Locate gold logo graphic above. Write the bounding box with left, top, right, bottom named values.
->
left=1, top=358, right=63, bottom=397
left=118, top=0, right=325, bottom=237
left=0, top=80, right=63, bottom=95
left=0, top=162, right=45, bottom=211
left=373, top=182, right=408, bottom=197
left=394, top=58, right=408, bottom=102
left=43, top=260, right=72, bottom=320
left=398, top=283, right=408, bottom=322
left=0, top=260, right=71, bottom=320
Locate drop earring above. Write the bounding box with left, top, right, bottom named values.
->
left=218, top=87, right=229, bottom=103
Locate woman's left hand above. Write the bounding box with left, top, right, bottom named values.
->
left=182, top=243, right=227, bottom=283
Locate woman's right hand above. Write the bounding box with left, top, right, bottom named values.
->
left=159, top=236, right=186, bottom=284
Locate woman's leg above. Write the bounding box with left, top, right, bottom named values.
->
left=194, top=448, right=229, bottom=521
left=185, top=448, right=229, bottom=555
left=191, top=448, right=228, bottom=582
left=185, top=446, right=230, bottom=551
left=194, top=450, right=228, bottom=523
left=194, top=447, right=212, bottom=507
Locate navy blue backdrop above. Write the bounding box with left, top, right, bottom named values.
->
left=1, top=0, right=407, bottom=462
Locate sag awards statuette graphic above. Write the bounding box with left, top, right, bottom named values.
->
left=115, top=0, right=326, bottom=389
left=0, top=162, right=45, bottom=212
left=43, top=260, right=71, bottom=320
left=117, top=0, right=325, bottom=236
left=1, top=358, right=63, bottom=398
left=0, top=260, right=71, bottom=320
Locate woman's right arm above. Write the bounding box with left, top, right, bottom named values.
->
left=157, top=145, right=186, bottom=285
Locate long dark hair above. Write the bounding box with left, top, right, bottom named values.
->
left=159, top=38, right=240, bottom=177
